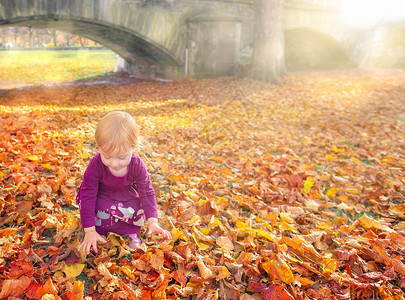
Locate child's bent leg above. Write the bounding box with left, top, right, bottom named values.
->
left=127, top=233, right=141, bottom=249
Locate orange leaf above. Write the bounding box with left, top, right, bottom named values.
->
left=262, top=259, right=294, bottom=284
left=72, top=281, right=84, bottom=299
left=36, top=278, right=58, bottom=298
left=0, top=228, right=18, bottom=237
left=0, top=276, right=31, bottom=299
left=60, top=291, right=78, bottom=300
left=297, top=276, right=314, bottom=286
left=26, top=282, right=41, bottom=299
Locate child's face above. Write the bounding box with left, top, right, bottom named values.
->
left=99, top=149, right=133, bottom=174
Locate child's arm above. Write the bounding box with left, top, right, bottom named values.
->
left=78, top=226, right=107, bottom=255
left=77, top=155, right=106, bottom=255
left=147, top=217, right=172, bottom=240
left=132, top=156, right=171, bottom=241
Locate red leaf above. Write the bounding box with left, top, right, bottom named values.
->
left=250, top=283, right=294, bottom=300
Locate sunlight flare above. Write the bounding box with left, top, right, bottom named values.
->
left=342, top=0, right=405, bottom=28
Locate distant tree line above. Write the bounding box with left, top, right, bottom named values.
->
left=0, top=26, right=100, bottom=49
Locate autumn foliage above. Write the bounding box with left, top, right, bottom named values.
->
left=0, top=69, right=404, bottom=299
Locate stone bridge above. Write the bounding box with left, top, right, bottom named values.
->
left=0, top=0, right=400, bottom=78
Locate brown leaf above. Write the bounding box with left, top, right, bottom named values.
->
left=196, top=257, right=215, bottom=280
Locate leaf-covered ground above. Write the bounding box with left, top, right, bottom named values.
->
left=0, top=69, right=404, bottom=299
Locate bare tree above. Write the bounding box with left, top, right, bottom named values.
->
left=249, top=0, right=286, bottom=83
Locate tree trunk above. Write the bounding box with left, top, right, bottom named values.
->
left=28, top=27, right=34, bottom=48
left=52, top=30, right=57, bottom=47
left=1, top=29, right=5, bottom=49
left=14, top=28, right=18, bottom=48
left=249, top=0, right=286, bottom=83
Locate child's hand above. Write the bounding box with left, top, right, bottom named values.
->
left=147, top=218, right=172, bottom=241
left=78, top=228, right=107, bottom=255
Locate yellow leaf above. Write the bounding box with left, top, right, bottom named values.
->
left=219, top=167, right=232, bottom=176
left=331, top=146, right=345, bottom=153
left=322, top=257, right=340, bottom=275
left=209, top=155, right=225, bottom=163
left=208, top=216, right=222, bottom=229
left=0, top=171, right=3, bottom=179
left=389, top=205, right=405, bottom=217
left=255, top=215, right=264, bottom=223
left=41, top=163, right=51, bottom=170
left=350, top=157, right=361, bottom=164
left=41, top=294, right=57, bottom=300
left=61, top=263, right=85, bottom=278
left=200, top=228, right=210, bottom=235
left=184, top=190, right=200, bottom=201
left=338, top=195, right=348, bottom=202
left=358, top=214, right=382, bottom=229
left=236, top=220, right=249, bottom=229
left=303, top=177, right=314, bottom=193
left=280, top=221, right=297, bottom=231
left=216, top=266, right=231, bottom=279
left=63, top=213, right=79, bottom=232
left=192, top=233, right=210, bottom=251
left=27, top=155, right=40, bottom=161
left=172, top=227, right=188, bottom=242
left=196, top=199, right=207, bottom=206
left=326, top=187, right=337, bottom=197
left=81, top=152, right=90, bottom=159
left=277, top=261, right=295, bottom=284
left=345, top=188, right=359, bottom=194
left=167, top=175, right=182, bottom=183
left=254, top=229, right=274, bottom=242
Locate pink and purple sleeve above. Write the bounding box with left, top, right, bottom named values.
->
left=133, top=156, right=158, bottom=220
left=78, top=156, right=101, bottom=228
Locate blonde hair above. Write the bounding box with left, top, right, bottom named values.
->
left=95, top=111, right=139, bottom=155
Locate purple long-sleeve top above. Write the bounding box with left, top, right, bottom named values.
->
left=76, top=153, right=158, bottom=235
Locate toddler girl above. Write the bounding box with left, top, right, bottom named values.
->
left=77, top=111, right=171, bottom=255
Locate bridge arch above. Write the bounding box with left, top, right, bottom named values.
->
left=285, top=27, right=354, bottom=70
left=2, top=17, right=181, bottom=66
left=0, top=0, right=187, bottom=77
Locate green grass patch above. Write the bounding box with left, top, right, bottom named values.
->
left=0, top=49, right=117, bottom=83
